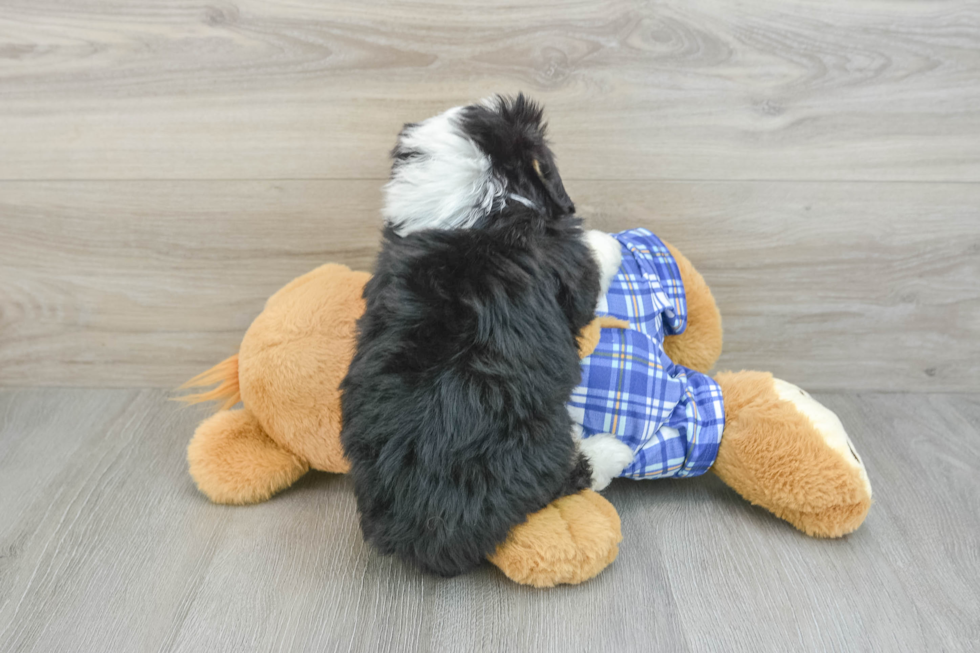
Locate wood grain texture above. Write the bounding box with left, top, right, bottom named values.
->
left=2, top=179, right=977, bottom=391
left=1, top=0, right=979, bottom=181
left=0, top=388, right=977, bottom=652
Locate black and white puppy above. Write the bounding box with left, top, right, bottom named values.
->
left=340, top=95, right=622, bottom=577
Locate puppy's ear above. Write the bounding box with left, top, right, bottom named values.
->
left=533, top=157, right=575, bottom=215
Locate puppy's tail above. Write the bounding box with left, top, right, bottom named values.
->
left=175, top=354, right=241, bottom=411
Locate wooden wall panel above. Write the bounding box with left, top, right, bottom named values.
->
left=2, top=180, right=977, bottom=390
left=1, top=0, right=978, bottom=181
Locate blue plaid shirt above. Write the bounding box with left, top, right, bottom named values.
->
left=567, top=229, right=725, bottom=479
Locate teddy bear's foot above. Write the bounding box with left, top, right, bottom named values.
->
left=188, top=408, right=309, bottom=505
left=488, top=489, right=621, bottom=588
left=712, top=371, right=872, bottom=538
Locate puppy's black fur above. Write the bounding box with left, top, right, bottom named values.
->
left=340, top=95, right=600, bottom=577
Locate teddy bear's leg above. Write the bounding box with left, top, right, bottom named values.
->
left=488, top=489, right=622, bottom=588
left=187, top=408, right=309, bottom=505
left=661, top=241, right=723, bottom=374
left=711, top=371, right=872, bottom=537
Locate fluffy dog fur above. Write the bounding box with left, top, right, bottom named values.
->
left=340, top=95, right=610, bottom=577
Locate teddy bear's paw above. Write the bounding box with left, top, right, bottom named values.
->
left=188, top=409, right=309, bottom=505
left=712, top=371, right=873, bottom=538
left=579, top=433, right=634, bottom=490
left=771, top=378, right=872, bottom=501
left=768, top=378, right=873, bottom=537
left=488, top=489, right=621, bottom=588
left=583, top=230, right=622, bottom=297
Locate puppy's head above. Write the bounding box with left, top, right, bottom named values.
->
left=383, top=93, right=574, bottom=236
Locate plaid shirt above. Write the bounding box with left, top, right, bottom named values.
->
left=567, top=229, right=725, bottom=479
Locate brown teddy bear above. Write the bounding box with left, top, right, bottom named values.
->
left=181, top=236, right=871, bottom=588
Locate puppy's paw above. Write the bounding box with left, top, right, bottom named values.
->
left=583, top=230, right=622, bottom=297
left=579, top=433, right=634, bottom=490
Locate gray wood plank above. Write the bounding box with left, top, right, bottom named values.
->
left=0, top=0, right=978, bottom=182
left=2, top=180, right=977, bottom=391
left=1, top=388, right=978, bottom=652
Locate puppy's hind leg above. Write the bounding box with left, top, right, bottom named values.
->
left=583, top=230, right=622, bottom=297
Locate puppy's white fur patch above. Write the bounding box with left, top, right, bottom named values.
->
left=584, top=230, right=623, bottom=296
left=383, top=107, right=506, bottom=236
left=570, top=422, right=634, bottom=491
left=579, top=433, right=634, bottom=491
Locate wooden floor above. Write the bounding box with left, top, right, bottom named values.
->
left=2, top=0, right=979, bottom=651
left=0, top=389, right=977, bottom=652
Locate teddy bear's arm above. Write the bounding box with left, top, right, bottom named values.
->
left=661, top=241, right=723, bottom=374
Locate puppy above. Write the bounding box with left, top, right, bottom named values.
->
left=340, top=94, right=622, bottom=577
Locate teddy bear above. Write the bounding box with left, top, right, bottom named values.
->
left=181, top=229, right=872, bottom=588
